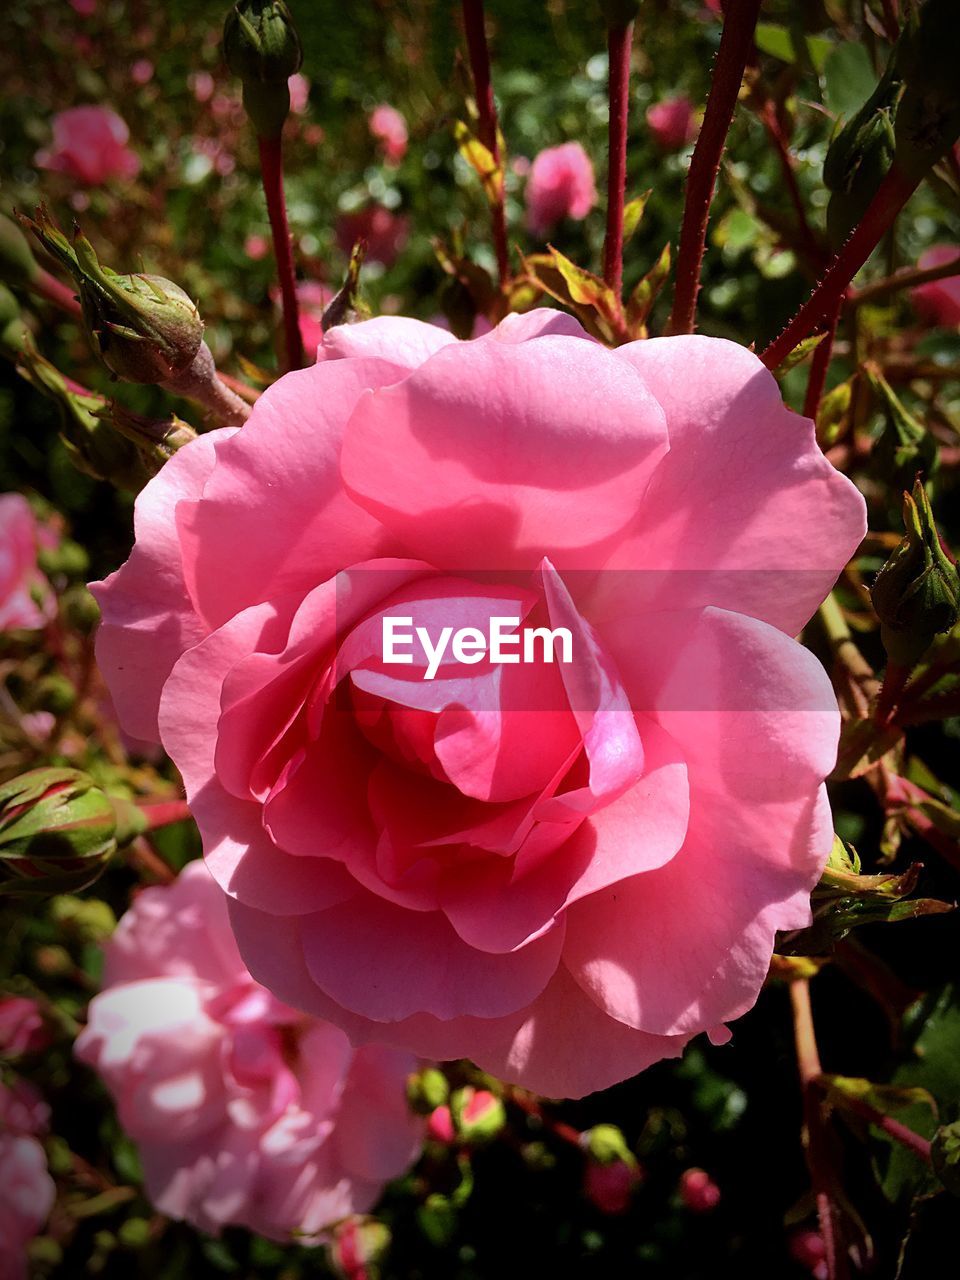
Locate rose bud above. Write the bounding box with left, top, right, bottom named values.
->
left=584, top=1123, right=635, bottom=1167
left=0, top=997, right=49, bottom=1058
left=0, top=211, right=40, bottom=290
left=406, top=1065, right=449, bottom=1115
left=449, top=1086, right=506, bottom=1144
left=789, top=1228, right=827, bottom=1278
left=426, top=1104, right=456, bottom=1144
left=330, top=1217, right=391, bottom=1280
left=0, top=767, right=146, bottom=896
left=912, top=245, right=960, bottom=327
left=583, top=1158, right=638, bottom=1214
left=97, top=402, right=198, bottom=476
left=864, top=362, right=937, bottom=489
left=679, top=1167, right=721, bottom=1212
left=823, top=70, right=899, bottom=249
left=16, top=334, right=153, bottom=491
left=223, top=0, right=303, bottom=138
left=21, top=208, right=202, bottom=384
left=871, top=479, right=960, bottom=669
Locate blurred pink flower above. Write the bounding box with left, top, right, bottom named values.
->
left=911, top=244, right=960, bottom=327
left=244, top=233, right=270, bottom=261
left=270, top=280, right=334, bottom=363
left=647, top=96, right=698, bottom=151
left=335, top=205, right=409, bottom=267
left=525, top=142, right=597, bottom=236
left=189, top=71, right=215, bottom=104
left=0, top=494, right=55, bottom=633
left=369, top=104, right=408, bottom=165
left=0, top=1082, right=54, bottom=1280
left=679, top=1167, right=720, bottom=1211
left=288, top=73, right=310, bottom=115
left=69, top=0, right=97, bottom=14
left=75, top=862, right=422, bottom=1242
left=131, top=58, right=154, bottom=86
left=35, top=106, right=140, bottom=185
left=0, top=998, right=47, bottom=1058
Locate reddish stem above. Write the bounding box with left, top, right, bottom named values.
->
left=802, top=301, right=841, bottom=421
left=257, top=134, right=303, bottom=372
left=217, top=370, right=261, bottom=404
left=850, top=253, right=960, bottom=306
left=33, top=268, right=82, bottom=316
left=760, top=166, right=916, bottom=369
left=875, top=661, right=911, bottom=727
left=666, top=0, right=762, bottom=335
left=137, top=799, right=194, bottom=831
left=758, top=100, right=823, bottom=272
left=509, top=1090, right=583, bottom=1150
left=602, top=21, right=633, bottom=297
left=831, top=1092, right=932, bottom=1164
left=461, top=0, right=509, bottom=287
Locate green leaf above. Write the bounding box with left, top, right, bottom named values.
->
left=622, top=191, right=651, bottom=244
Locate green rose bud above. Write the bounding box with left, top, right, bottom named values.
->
left=330, top=1219, right=391, bottom=1280
left=98, top=402, right=198, bottom=476
left=0, top=768, right=146, bottom=896
left=583, top=1123, right=637, bottom=1167
left=21, top=208, right=203, bottom=384
left=223, top=0, right=302, bottom=137
left=865, top=363, right=938, bottom=490
left=449, top=1086, right=506, bottom=1144
left=871, top=480, right=960, bottom=669
left=932, top=1120, right=960, bottom=1197
left=824, top=70, right=901, bottom=249
left=16, top=333, right=153, bottom=491
left=0, top=210, right=40, bottom=289
left=406, top=1066, right=449, bottom=1115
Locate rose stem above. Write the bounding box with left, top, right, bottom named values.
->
left=258, top=133, right=303, bottom=372
left=33, top=268, right=82, bottom=316
left=164, top=341, right=251, bottom=427
left=461, top=0, right=509, bottom=288
left=875, top=661, right=911, bottom=726
left=829, top=1091, right=932, bottom=1164
left=602, top=17, right=633, bottom=297
left=802, top=300, right=841, bottom=420
left=508, top=1090, right=584, bottom=1149
left=757, top=98, right=823, bottom=272
left=759, top=165, right=918, bottom=370
left=666, top=0, right=762, bottom=335
left=849, top=253, right=960, bottom=307
left=137, top=798, right=194, bottom=830
left=125, top=836, right=176, bottom=884
left=216, top=368, right=261, bottom=403
left=790, top=978, right=849, bottom=1280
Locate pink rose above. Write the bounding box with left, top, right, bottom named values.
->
left=0, top=1082, right=54, bottom=1280
left=92, top=313, right=865, bottom=1099
left=369, top=104, right=408, bottom=165
left=69, top=0, right=97, bottom=14
left=911, top=244, right=960, bottom=327
left=335, top=205, right=410, bottom=268
left=525, top=142, right=597, bottom=237
left=35, top=106, right=140, bottom=186
left=646, top=96, right=698, bottom=151
left=0, top=494, right=55, bottom=633
left=0, top=998, right=47, bottom=1058
left=75, top=862, right=421, bottom=1241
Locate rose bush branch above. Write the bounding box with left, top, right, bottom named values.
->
left=600, top=3, right=636, bottom=297
left=666, top=0, right=762, bottom=335
left=224, top=0, right=305, bottom=371
left=461, top=0, right=509, bottom=287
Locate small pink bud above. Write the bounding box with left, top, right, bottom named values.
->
left=583, top=1159, right=637, bottom=1214
left=679, top=1167, right=721, bottom=1212
left=244, top=234, right=270, bottom=261
left=190, top=71, right=215, bottom=103
left=646, top=96, right=698, bottom=151
left=427, top=1104, right=455, bottom=1144
left=369, top=104, right=408, bottom=165
left=330, top=1217, right=391, bottom=1280
left=288, top=72, right=310, bottom=115
left=131, top=58, right=154, bottom=86
left=790, top=1229, right=827, bottom=1277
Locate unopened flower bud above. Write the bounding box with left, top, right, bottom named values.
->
left=892, top=0, right=960, bottom=183
left=0, top=210, right=40, bottom=289
left=865, top=363, right=937, bottom=489
left=679, top=1167, right=721, bottom=1212
left=0, top=767, right=146, bottom=896
left=599, top=0, right=641, bottom=27
left=97, top=402, right=198, bottom=476
left=21, top=208, right=203, bottom=384
left=322, top=241, right=371, bottom=333
left=406, top=1065, right=449, bottom=1115
left=329, top=1217, right=391, bottom=1280
left=583, top=1158, right=638, bottom=1214
left=871, top=480, right=960, bottom=668
left=449, top=1086, right=506, bottom=1144
left=824, top=72, right=900, bottom=249
left=583, top=1123, right=636, bottom=1167
left=931, top=1120, right=960, bottom=1197
left=16, top=334, right=153, bottom=491
left=426, top=1104, right=455, bottom=1144
left=223, top=0, right=303, bottom=137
